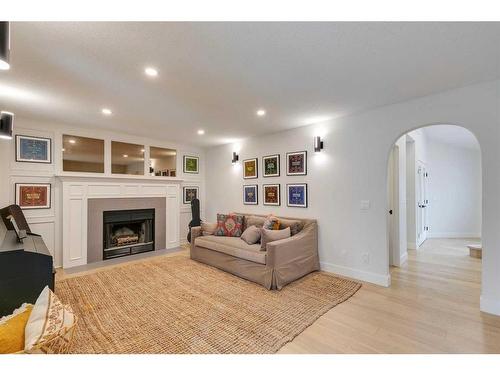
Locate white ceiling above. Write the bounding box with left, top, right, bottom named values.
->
left=422, top=125, right=480, bottom=150
left=1, top=22, right=500, bottom=147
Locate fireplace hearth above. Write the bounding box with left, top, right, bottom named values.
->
left=103, top=209, right=155, bottom=260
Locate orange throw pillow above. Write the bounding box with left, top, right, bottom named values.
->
left=0, top=304, right=33, bottom=353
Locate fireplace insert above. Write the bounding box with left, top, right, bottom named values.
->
left=103, top=208, right=155, bottom=260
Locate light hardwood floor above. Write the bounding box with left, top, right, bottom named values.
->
left=57, top=238, right=500, bottom=353
left=279, top=238, right=500, bottom=353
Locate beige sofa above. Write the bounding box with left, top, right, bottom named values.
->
left=190, top=213, right=319, bottom=290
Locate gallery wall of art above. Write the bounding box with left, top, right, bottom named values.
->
left=0, top=116, right=207, bottom=266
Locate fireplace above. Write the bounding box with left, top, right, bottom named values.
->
left=103, top=209, right=155, bottom=260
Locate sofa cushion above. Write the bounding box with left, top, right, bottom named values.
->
left=215, top=214, right=244, bottom=237
left=260, top=227, right=291, bottom=250
left=241, top=225, right=261, bottom=245
left=263, top=216, right=281, bottom=230
left=195, top=235, right=266, bottom=264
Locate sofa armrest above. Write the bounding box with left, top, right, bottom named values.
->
left=190, top=226, right=202, bottom=246
left=266, top=225, right=318, bottom=267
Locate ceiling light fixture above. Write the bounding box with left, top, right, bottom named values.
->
left=144, top=67, right=158, bottom=77
left=0, top=111, right=14, bottom=140
left=101, top=108, right=112, bottom=116
left=0, top=22, right=10, bottom=71
left=68, top=139, right=76, bottom=144
left=256, top=109, right=266, bottom=117
left=197, top=129, right=205, bottom=135
left=62, top=148, right=66, bottom=152
left=141, top=149, right=145, bottom=152
left=123, top=154, right=128, bottom=158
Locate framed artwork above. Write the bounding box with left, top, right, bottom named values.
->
left=183, top=186, right=199, bottom=204
left=287, top=183, right=308, bottom=208
left=15, top=183, right=51, bottom=209
left=286, top=151, right=307, bottom=176
left=183, top=155, right=199, bottom=174
left=243, top=158, right=258, bottom=179
left=16, top=135, right=52, bottom=164
left=262, top=154, right=280, bottom=177
left=243, top=184, right=258, bottom=205
left=263, top=184, right=280, bottom=206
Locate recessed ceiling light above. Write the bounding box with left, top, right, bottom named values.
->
left=144, top=67, right=158, bottom=77
left=68, top=139, right=76, bottom=144
left=256, top=109, right=266, bottom=117
left=123, top=154, right=128, bottom=158
left=102, top=108, right=112, bottom=116
left=62, top=148, right=66, bottom=152
left=141, top=149, right=145, bottom=152
left=197, top=129, right=205, bottom=135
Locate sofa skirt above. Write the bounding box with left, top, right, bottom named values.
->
left=190, top=245, right=275, bottom=289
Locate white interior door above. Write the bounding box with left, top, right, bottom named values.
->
left=416, top=161, right=428, bottom=247
left=388, top=145, right=400, bottom=266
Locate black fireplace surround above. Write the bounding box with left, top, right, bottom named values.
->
left=103, top=209, right=155, bottom=260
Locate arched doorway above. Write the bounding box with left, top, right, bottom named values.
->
left=386, top=124, right=482, bottom=280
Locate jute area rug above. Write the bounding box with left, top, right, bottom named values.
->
left=56, top=255, right=361, bottom=354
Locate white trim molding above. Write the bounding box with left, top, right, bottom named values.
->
left=320, top=261, right=391, bottom=287
left=480, top=295, right=500, bottom=316
left=60, top=176, right=181, bottom=269
left=428, top=232, right=481, bottom=239
left=399, top=251, right=408, bottom=266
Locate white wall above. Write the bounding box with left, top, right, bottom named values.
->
left=205, top=79, right=500, bottom=315
left=0, top=116, right=206, bottom=267
left=426, top=138, right=482, bottom=238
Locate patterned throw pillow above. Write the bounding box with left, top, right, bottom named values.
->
left=25, top=286, right=75, bottom=352
left=215, top=214, right=244, bottom=237
left=263, top=215, right=281, bottom=230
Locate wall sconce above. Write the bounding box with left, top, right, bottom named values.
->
left=314, top=136, right=324, bottom=152
left=0, top=22, right=10, bottom=70
left=0, top=111, right=14, bottom=140
left=232, top=151, right=239, bottom=164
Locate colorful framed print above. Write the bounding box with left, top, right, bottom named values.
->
left=263, top=184, right=280, bottom=206
left=243, top=158, right=258, bottom=179
left=243, top=184, right=258, bottom=205
left=286, top=151, right=307, bottom=176
left=16, top=135, right=52, bottom=164
left=262, top=154, right=280, bottom=177
left=15, top=183, right=51, bottom=209
left=183, top=186, right=199, bottom=204
left=287, top=183, right=308, bottom=208
left=183, top=155, right=199, bottom=174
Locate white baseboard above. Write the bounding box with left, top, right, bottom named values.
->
left=407, top=242, right=416, bottom=250
left=428, top=232, right=481, bottom=239
left=480, top=295, right=500, bottom=316
left=320, top=261, right=391, bottom=287
left=399, top=251, right=408, bottom=265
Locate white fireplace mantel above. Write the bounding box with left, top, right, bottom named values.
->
left=59, top=175, right=182, bottom=269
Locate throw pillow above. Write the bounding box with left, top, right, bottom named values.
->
left=201, top=222, right=217, bottom=236
left=244, top=215, right=266, bottom=230
left=0, top=304, right=33, bottom=353
left=25, top=286, right=75, bottom=352
left=214, top=214, right=244, bottom=237
left=278, top=218, right=303, bottom=236
left=260, top=227, right=291, bottom=250
left=241, top=225, right=262, bottom=245
left=263, top=215, right=281, bottom=230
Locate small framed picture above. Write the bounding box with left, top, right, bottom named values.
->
left=262, top=154, right=280, bottom=177
left=243, top=158, right=258, bottom=179
left=183, top=186, right=199, bottom=204
left=183, top=155, right=199, bottom=174
left=287, top=183, right=308, bottom=208
left=15, top=183, right=51, bottom=209
left=286, top=151, right=307, bottom=176
left=16, top=135, right=52, bottom=164
left=263, top=184, right=280, bottom=206
left=243, top=184, right=258, bottom=205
